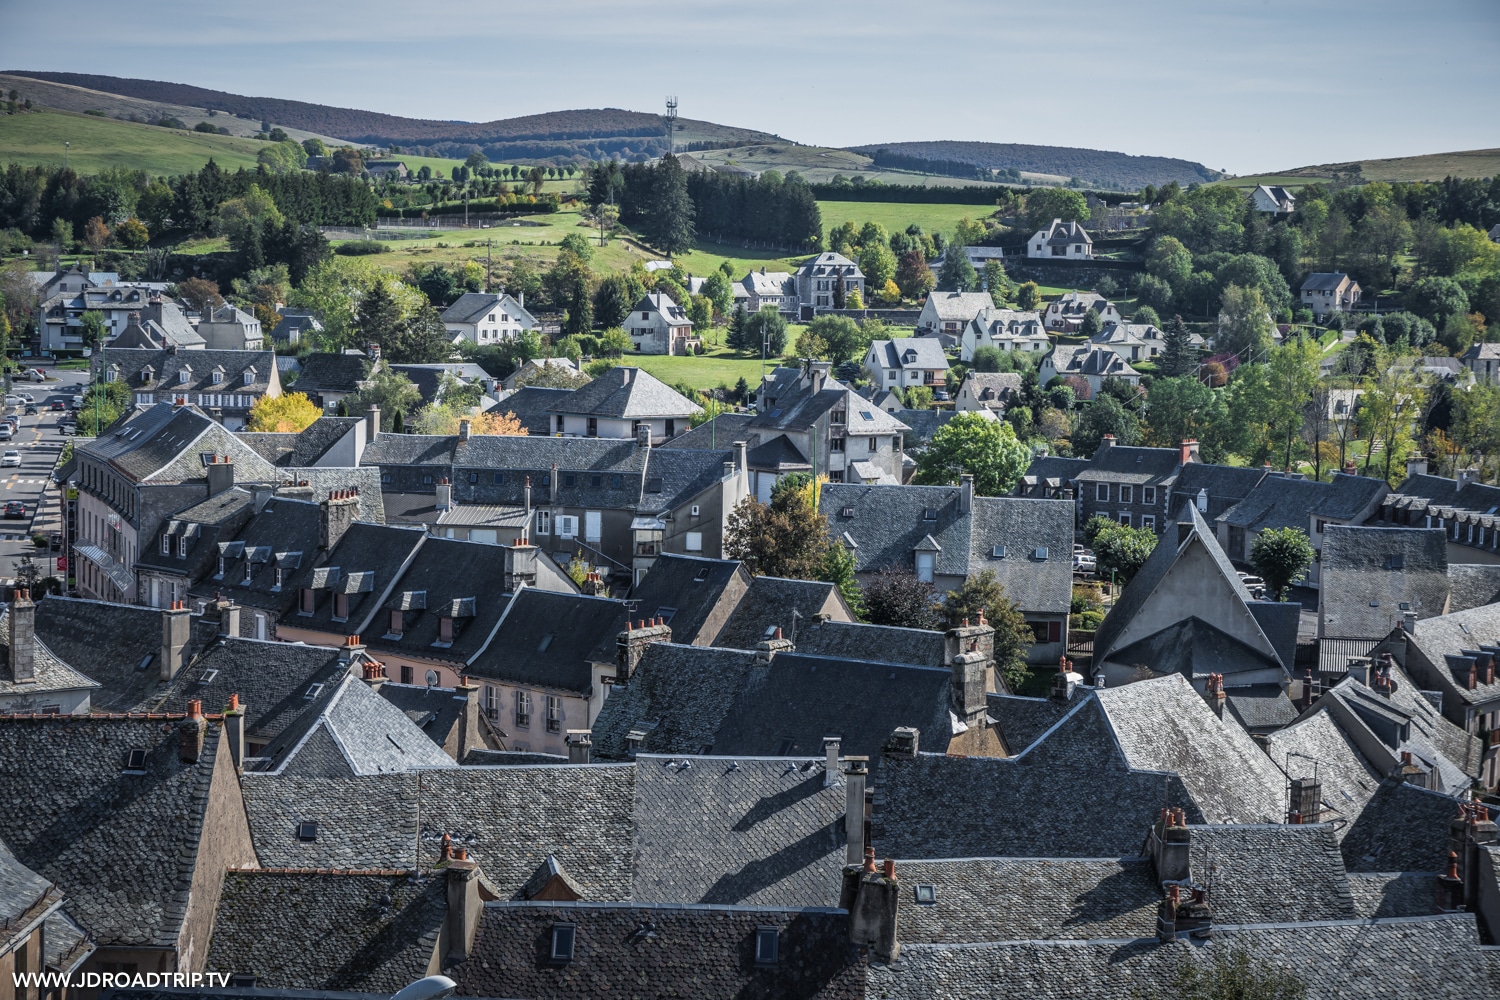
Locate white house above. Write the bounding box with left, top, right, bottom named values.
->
left=1043, top=292, right=1122, bottom=333
left=196, top=303, right=263, bottom=351
left=1089, top=322, right=1205, bottom=364
left=1027, top=218, right=1093, bottom=259
left=735, top=268, right=798, bottom=314
left=954, top=371, right=1022, bottom=414
left=960, top=308, right=1049, bottom=360
left=440, top=292, right=537, bottom=346
left=1250, top=185, right=1296, bottom=214
left=863, top=338, right=950, bottom=392
left=623, top=292, right=698, bottom=356
left=1299, top=273, right=1361, bottom=321
left=795, top=252, right=865, bottom=312
left=1040, top=344, right=1141, bottom=394
left=917, top=291, right=994, bottom=338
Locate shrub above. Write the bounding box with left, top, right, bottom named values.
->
left=335, top=240, right=389, bottom=256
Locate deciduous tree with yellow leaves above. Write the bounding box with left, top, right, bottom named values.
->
left=247, top=392, right=322, bottom=433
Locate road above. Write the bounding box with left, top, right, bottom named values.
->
left=0, top=365, right=92, bottom=582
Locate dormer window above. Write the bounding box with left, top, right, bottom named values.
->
left=333, top=593, right=349, bottom=622
left=106, top=366, right=119, bottom=383
left=177, top=535, right=189, bottom=558
left=438, top=617, right=454, bottom=644
left=216, top=555, right=226, bottom=579
left=388, top=609, right=404, bottom=639
left=212, top=370, right=223, bottom=385
left=242, top=560, right=253, bottom=585
left=299, top=588, right=315, bottom=615
left=273, top=567, right=284, bottom=591
left=178, top=369, right=191, bottom=385
left=141, top=366, right=154, bottom=384
left=243, top=369, right=255, bottom=386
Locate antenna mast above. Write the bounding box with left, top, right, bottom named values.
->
left=664, top=96, right=678, bottom=156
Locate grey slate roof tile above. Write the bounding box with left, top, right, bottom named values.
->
left=293, top=353, right=371, bottom=396
left=468, top=589, right=625, bottom=695
left=549, top=366, right=701, bottom=419
left=984, top=693, right=1074, bottom=753
left=32, top=597, right=203, bottom=712
left=154, top=638, right=350, bottom=743
left=1347, top=873, right=1440, bottom=918
left=1320, top=527, right=1451, bottom=640
left=711, top=576, right=845, bottom=651
left=1340, top=780, right=1466, bottom=873
left=205, top=871, right=445, bottom=992
left=790, top=620, right=947, bottom=668
left=1264, top=706, right=1383, bottom=836
left=1186, top=824, right=1356, bottom=923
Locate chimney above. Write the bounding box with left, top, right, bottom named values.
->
left=755, top=626, right=794, bottom=663
left=1457, top=468, right=1477, bottom=490
left=458, top=419, right=471, bottom=443
left=1288, top=775, right=1322, bottom=824
left=579, top=570, right=605, bottom=596
left=566, top=730, right=592, bottom=764
left=7, top=589, right=35, bottom=683
left=366, top=403, right=381, bottom=441
left=549, top=462, right=558, bottom=504
left=320, top=488, right=359, bottom=550
left=843, top=757, right=869, bottom=864
left=523, top=475, right=532, bottom=516
left=1347, top=657, right=1373, bottom=687
left=823, top=736, right=840, bottom=788
left=1051, top=659, right=1083, bottom=702
left=436, top=478, right=453, bottom=512
left=1097, top=433, right=1116, bottom=454
left=949, top=642, right=989, bottom=727
left=1148, top=807, right=1192, bottom=883
left=338, top=633, right=367, bottom=664
left=206, top=454, right=235, bottom=497
left=218, top=600, right=241, bottom=638
left=635, top=423, right=651, bottom=449
left=456, top=675, right=481, bottom=761
left=883, top=727, right=919, bottom=760
left=443, top=849, right=482, bottom=963
left=368, top=343, right=382, bottom=361
left=959, top=474, right=973, bottom=515
left=839, top=848, right=900, bottom=964
left=1297, top=668, right=1318, bottom=711
left=1204, top=672, right=1226, bottom=719
left=733, top=440, right=747, bottom=472
left=615, top=618, right=672, bottom=684
left=179, top=699, right=206, bottom=763
left=161, top=601, right=192, bottom=681
left=1447, top=800, right=1498, bottom=910
left=224, top=693, right=247, bottom=771
left=504, top=541, right=538, bottom=591
left=360, top=658, right=386, bottom=692
left=1179, top=438, right=1200, bottom=465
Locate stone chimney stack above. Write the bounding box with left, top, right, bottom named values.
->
left=1148, top=807, right=1192, bottom=884
left=1204, top=673, right=1226, bottom=719
left=179, top=699, right=206, bottom=763
left=1051, top=658, right=1084, bottom=702
left=1097, top=433, right=1116, bottom=455
left=338, top=633, right=367, bottom=665
left=823, top=736, right=840, bottom=788
left=754, top=626, right=794, bottom=664
left=360, top=657, right=386, bottom=692
left=959, top=474, right=973, bottom=515
left=843, top=757, right=869, bottom=864
left=566, top=730, right=592, bottom=764
left=320, top=488, right=359, bottom=550
left=223, top=693, right=247, bottom=770
left=458, top=419, right=471, bottom=443
left=1288, top=775, right=1322, bottom=824
left=615, top=618, right=672, bottom=684
left=1179, top=438, right=1200, bottom=465
left=7, top=589, right=35, bottom=684
left=443, top=849, right=482, bottom=963
left=161, top=601, right=192, bottom=681
left=733, top=440, right=747, bottom=473
left=436, top=478, right=453, bottom=512
left=504, top=541, right=538, bottom=592
left=1347, top=657, right=1373, bottom=687
left=1448, top=799, right=1499, bottom=911
left=579, top=570, right=605, bottom=596
left=946, top=614, right=995, bottom=699
left=206, top=454, right=235, bottom=497
left=456, top=675, right=482, bottom=761
left=1406, top=456, right=1429, bottom=479
left=635, top=423, right=651, bottom=449
left=366, top=403, right=381, bottom=442
left=218, top=599, right=241, bottom=638
left=839, top=849, right=900, bottom=964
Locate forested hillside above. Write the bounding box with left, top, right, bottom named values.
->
left=850, top=141, right=1220, bottom=190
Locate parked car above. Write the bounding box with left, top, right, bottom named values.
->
left=0, top=452, right=19, bottom=468
left=0, top=426, right=13, bottom=442
left=25, top=369, right=45, bottom=382
left=1072, top=551, right=1097, bottom=574
left=3, top=501, right=26, bottom=519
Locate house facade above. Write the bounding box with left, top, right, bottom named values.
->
left=1027, top=218, right=1093, bottom=259
left=1043, top=292, right=1121, bottom=332
left=960, top=308, right=1049, bottom=360
left=917, top=291, right=994, bottom=338
left=546, top=366, right=702, bottom=444
left=954, top=372, right=1022, bottom=414
left=1038, top=343, right=1140, bottom=394
left=863, top=338, right=950, bottom=392
left=196, top=304, right=263, bottom=351
left=734, top=268, right=798, bottom=314
left=106, top=346, right=281, bottom=430
left=440, top=292, right=537, bottom=346
left=1299, top=273, right=1361, bottom=321
left=1250, top=184, right=1296, bottom=214
left=1461, top=342, right=1500, bottom=386
left=623, top=293, right=697, bottom=355
left=794, top=252, right=864, bottom=314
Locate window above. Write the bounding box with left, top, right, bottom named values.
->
left=484, top=685, right=498, bottom=721
left=536, top=510, right=551, bottom=534
left=494, top=472, right=505, bottom=485
left=585, top=511, right=602, bottom=543
left=1143, top=487, right=1156, bottom=505
left=297, top=820, right=318, bottom=841
left=915, top=551, right=935, bottom=584
left=469, top=472, right=478, bottom=484
left=333, top=593, right=349, bottom=621
left=611, top=474, right=623, bottom=490
left=556, top=514, right=578, bottom=538
left=516, top=691, right=531, bottom=727
left=438, top=616, right=454, bottom=644
left=161, top=533, right=172, bottom=555
left=685, top=531, right=703, bottom=552
left=401, top=665, right=414, bottom=685
left=754, top=927, right=779, bottom=965
left=388, top=609, right=404, bottom=638
left=243, top=371, right=254, bottom=386
left=1096, top=483, right=1109, bottom=502
left=591, top=474, right=602, bottom=488
left=1120, top=485, right=1133, bottom=504
left=549, top=923, right=575, bottom=964
left=922, top=508, right=938, bottom=521
left=1142, top=515, right=1156, bottom=531
left=254, top=613, right=267, bottom=641
left=273, top=567, right=284, bottom=591
left=179, top=369, right=191, bottom=384
left=212, top=370, right=223, bottom=385
left=304, top=683, right=325, bottom=700
left=1033, top=547, right=1048, bottom=560
left=299, top=588, right=315, bottom=615
left=1029, top=620, right=1049, bottom=643
left=831, top=410, right=846, bottom=425
left=914, top=884, right=938, bottom=905
left=991, top=544, right=1006, bottom=558
left=1118, top=512, right=1131, bottom=526
left=556, top=415, right=565, bottom=433
left=830, top=437, right=844, bottom=452
left=125, top=748, right=148, bottom=771
left=564, top=473, right=577, bottom=488
left=690, top=505, right=700, bottom=517
left=665, top=419, right=675, bottom=437
left=546, top=695, right=561, bottom=733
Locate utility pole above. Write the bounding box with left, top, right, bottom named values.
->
left=486, top=239, right=493, bottom=293
left=664, top=97, right=678, bottom=156
left=64, top=141, right=69, bottom=171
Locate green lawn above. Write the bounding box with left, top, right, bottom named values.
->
left=626, top=348, right=772, bottom=391
left=0, top=108, right=268, bottom=174
left=818, top=200, right=1000, bottom=239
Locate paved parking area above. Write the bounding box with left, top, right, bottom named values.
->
left=0, top=366, right=92, bottom=581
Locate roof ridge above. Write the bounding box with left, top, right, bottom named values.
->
left=232, top=865, right=417, bottom=876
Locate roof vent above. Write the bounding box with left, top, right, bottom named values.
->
left=922, top=508, right=937, bottom=521
left=914, top=884, right=937, bottom=904
left=693, top=567, right=710, bottom=583
left=1034, top=547, right=1049, bottom=560
left=992, top=544, right=1006, bottom=558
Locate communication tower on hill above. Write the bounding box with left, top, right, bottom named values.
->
left=664, top=97, right=678, bottom=155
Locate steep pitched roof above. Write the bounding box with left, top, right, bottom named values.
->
left=103, top=347, right=275, bottom=397
left=968, top=497, right=1074, bottom=614
left=820, top=483, right=972, bottom=577
left=1219, top=472, right=1388, bottom=531
left=789, top=620, right=947, bottom=667
left=1265, top=705, right=1383, bottom=836
left=923, top=290, right=995, bottom=322
left=1169, top=463, right=1268, bottom=520
left=1301, top=271, right=1352, bottom=292
left=549, top=366, right=701, bottom=419
left=77, top=402, right=282, bottom=485
left=1405, top=602, right=1500, bottom=708
left=491, top=385, right=573, bottom=435
left=468, top=589, right=625, bottom=696
left=1340, top=780, right=1468, bottom=873
left=1072, top=442, right=1181, bottom=485
left=440, top=291, right=535, bottom=327
left=32, top=597, right=201, bottom=712
left=711, top=576, right=846, bottom=651
left=1320, top=527, right=1451, bottom=639
left=0, top=606, right=100, bottom=703
left=868, top=338, right=950, bottom=372
left=293, top=352, right=371, bottom=395
left=206, top=870, right=445, bottom=992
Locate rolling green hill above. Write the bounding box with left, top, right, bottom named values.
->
left=0, top=108, right=268, bottom=173
left=1223, top=148, right=1500, bottom=189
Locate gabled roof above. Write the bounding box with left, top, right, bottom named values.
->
left=468, top=589, right=625, bottom=696
left=795, top=250, right=863, bottom=277
left=1405, top=602, right=1500, bottom=708
left=1446, top=563, right=1500, bottom=613
left=354, top=536, right=517, bottom=663
left=588, top=554, right=745, bottom=663
left=188, top=495, right=324, bottom=614
left=1169, top=462, right=1267, bottom=518
left=253, top=671, right=458, bottom=777
left=490, top=385, right=573, bottom=435
left=739, top=269, right=795, bottom=296
left=548, top=366, right=701, bottom=419
left=1045, top=343, right=1139, bottom=378
left=389, top=362, right=494, bottom=406
left=790, top=620, right=947, bottom=667
left=282, top=521, right=427, bottom=635
left=752, top=367, right=909, bottom=435
left=1219, top=471, right=1388, bottom=531
left=293, top=352, right=371, bottom=394
left=440, top=291, right=535, bottom=327
left=960, top=371, right=1022, bottom=406
left=868, top=337, right=950, bottom=372
left=104, top=346, right=277, bottom=397
left=206, top=870, right=445, bottom=992
left=922, top=290, right=994, bottom=321
left=1301, top=272, right=1353, bottom=292
left=1033, top=218, right=1093, bottom=245
left=1340, top=779, right=1467, bottom=873
left=1072, top=441, right=1183, bottom=484
left=0, top=715, right=237, bottom=948
left=968, top=496, right=1074, bottom=614
left=710, top=575, right=846, bottom=651
left=0, top=605, right=100, bottom=701
left=1319, top=527, right=1451, bottom=640
left=32, top=597, right=204, bottom=712
left=629, top=292, right=689, bottom=324
left=239, top=416, right=364, bottom=468
left=1265, top=705, right=1383, bottom=835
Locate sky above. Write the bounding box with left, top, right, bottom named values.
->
left=2, top=0, right=1497, bottom=175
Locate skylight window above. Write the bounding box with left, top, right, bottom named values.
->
left=549, top=924, right=575, bottom=964
left=992, top=545, right=1006, bottom=558
left=914, top=884, right=938, bottom=905
left=136, top=653, right=155, bottom=672
left=197, top=669, right=220, bottom=685
left=922, top=508, right=937, bottom=521
left=125, top=748, right=147, bottom=771
left=654, top=607, right=677, bottom=624
left=693, top=567, right=710, bottom=583
left=538, top=634, right=554, bottom=652
left=297, top=820, right=318, bottom=841
left=841, top=506, right=855, bottom=518
left=860, top=411, right=874, bottom=420
left=1034, top=547, right=1049, bottom=560
left=304, top=683, right=325, bottom=700
left=754, top=927, right=779, bottom=965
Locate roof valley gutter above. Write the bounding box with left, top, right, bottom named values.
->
left=353, top=533, right=428, bottom=638
left=465, top=585, right=523, bottom=667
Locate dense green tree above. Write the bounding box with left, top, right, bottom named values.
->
left=983, top=260, right=1012, bottom=306
left=859, top=240, right=897, bottom=291
left=593, top=274, right=635, bottom=329
left=818, top=544, right=865, bottom=620
left=385, top=304, right=453, bottom=364
left=806, top=315, right=865, bottom=364
left=1132, top=305, right=1161, bottom=328
left=344, top=366, right=419, bottom=431
left=726, top=303, right=752, bottom=353
left=936, top=246, right=977, bottom=292
left=1157, top=314, right=1198, bottom=377
left=895, top=249, right=936, bottom=299
left=1142, top=376, right=1229, bottom=461
left=1015, top=281, right=1042, bottom=311
left=746, top=306, right=788, bottom=357
left=1146, top=235, right=1193, bottom=290
left=700, top=270, right=734, bottom=317
left=1134, top=273, right=1175, bottom=313
left=1074, top=394, right=1139, bottom=457
left=1250, top=527, right=1316, bottom=601
left=862, top=567, right=942, bottom=630
left=357, top=277, right=404, bottom=346
left=1406, top=276, right=1469, bottom=329
left=724, top=479, right=828, bottom=579
left=971, top=346, right=1002, bottom=373
left=1090, top=520, right=1158, bottom=585
left=1216, top=284, right=1274, bottom=362
left=941, top=571, right=1033, bottom=690
left=915, top=412, right=1030, bottom=495
left=1023, top=187, right=1089, bottom=233
left=1079, top=310, right=1103, bottom=339
left=647, top=154, right=695, bottom=254
left=1215, top=253, right=1292, bottom=314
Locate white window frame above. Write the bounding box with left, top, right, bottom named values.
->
left=556, top=514, right=579, bottom=539
left=915, top=551, right=935, bottom=584
left=584, top=511, right=602, bottom=544
left=685, top=531, right=703, bottom=552
left=1120, top=485, right=1133, bottom=504
left=1096, top=483, right=1109, bottom=502
left=536, top=510, right=551, bottom=534
left=1143, top=486, right=1156, bottom=506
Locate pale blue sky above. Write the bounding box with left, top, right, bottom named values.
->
left=2, top=0, right=1496, bottom=174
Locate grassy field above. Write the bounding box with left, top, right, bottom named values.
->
left=818, top=200, right=1001, bottom=238
left=626, top=348, right=775, bottom=391
left=0, top=108, right=269, bottom=173
left=1222, top=147, right=1500, bottom=187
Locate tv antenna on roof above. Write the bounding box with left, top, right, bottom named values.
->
left=664, top=97, right=678, bottom=156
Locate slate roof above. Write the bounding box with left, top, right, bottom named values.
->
left=585, top=554, right=746, bottom=664
left=103, top=347, right=276, bottom=398
left=0, top=715, right=229, bottom=948
left=1169, top=463, right=1268, bottom=521
left=240, top=764, right=637, bottom=899
left=453, top=902, right=863, bottom=1000
left=153, top=639, right=351, bottom=744
left=276, top=466, right=386, bottom=522
left=0, top=605, right=100, bottom=702
left=1446, top=563, right=1500, bottom=612
left=1072, top=442, right=1181, bottom=486
left=984, top=693, right=1074, bottom=754
left=796, top=250, right=863, bottom=278
left=1219, top=472, right=1388, bottom=532
left=32, top=597, right=203, bottom=712
left=1094, top=675, right=1287, bottom=825
left=866, top=915, right=1497, bottom=1000
left=205, top=870, right=445, bottom=992
left=752, top=368, right=908, bottom=436
left=1340, top=780, right=1466, bottom=873
left=657, top=412, right=756, bottom=451
left=785, top=620, right=947, bottom=668
left=711, top=576, right=845, bottom=651
left=239, top=417, right=364, bottom=468
left=1223, top=683, right=1298, bottom=731
left=467, top=589, right=625, bottom=696
left=389, top=363, right=495, bottom=407
left=630, top=754, right=846, bottom=906
left=1322, top=670, right=1483, bottom=787
left=293, top=353, right=371, bottom=396
left=1320, top=527, right=1451, bottom=639
left=77, top=403, right=283, bottom=485
left=1301, top=271, right=1352, bottom=292
left=1346, top=873, right=1441, bottom=919
left=960, top=372, right=1022, bottom=408
left=376, top=681, right=470, bottom=752
left=1187, top=824, right=1356, bottom=923
left=969, top=496, right=1074, bottom=614
left=440, top=291, right=535, bottom=327
left=493, top=385, right=573, bottom=435
left=553, top=366, right=701, bottom=419
left=1405, top=602, right=1500, bottom=708
left=868, top=338, right=950, bottom=372
left=1106, top=616, right=1285, bottom=681
left=269, top=311, right=322, bottom=345
left=923, top=291, right=995, bottom=322
left=284, top=521, right=427, bottom=636
left=253, top=672, right=458, bottom=777
left=135, top=488, right=256, bottom=580
left=188, top=496, right=323, bottom=615
left=1045, top=344, right=1138, bottom=379
left=0, top=839, right=61, bottom=950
